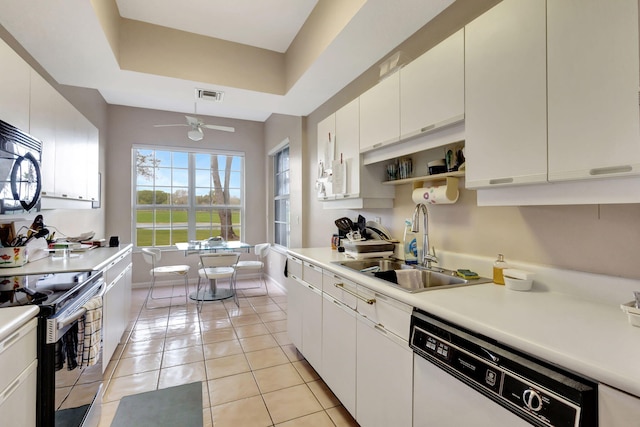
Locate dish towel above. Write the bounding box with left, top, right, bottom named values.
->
left=395, top=269, right=422, bottom=288
left=77, top=295, right=103, bottom=367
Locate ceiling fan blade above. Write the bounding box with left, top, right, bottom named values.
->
left=154, top=124, right=189, bottom=127
left=201, top=124, right=235, bottom=132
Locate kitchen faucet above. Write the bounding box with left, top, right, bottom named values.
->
left=412, top=203, right=438, bottom=268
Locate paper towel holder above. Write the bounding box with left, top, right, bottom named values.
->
left=412, top=177, right=460, bottom=205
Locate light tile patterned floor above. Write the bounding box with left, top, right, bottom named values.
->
left=99, top=279, right=360, bottom=427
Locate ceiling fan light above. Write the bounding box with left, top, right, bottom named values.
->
left=188, top=128, right=203, bottom=141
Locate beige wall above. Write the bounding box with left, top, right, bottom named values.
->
left=106, top=105, right=266, bottom=284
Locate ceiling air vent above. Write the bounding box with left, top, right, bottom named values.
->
left=196, top=89, right=225, bottom=102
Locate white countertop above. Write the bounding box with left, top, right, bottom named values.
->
left=0, top=305, right=39, bottom=341
left=0, top=243, right=133, bottom=276
left=288, top=247, right=640, bottom=397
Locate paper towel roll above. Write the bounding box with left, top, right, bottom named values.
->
left=412, top=177, right=459, bottom=205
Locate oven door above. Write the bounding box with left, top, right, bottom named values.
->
left=37, top=273, right=104, bottom=427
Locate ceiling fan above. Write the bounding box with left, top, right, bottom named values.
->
left=154, top=115, right=235, bottom=141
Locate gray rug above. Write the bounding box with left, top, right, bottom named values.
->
left=111, top=382, right=203, bottom=427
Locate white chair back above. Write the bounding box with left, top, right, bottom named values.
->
left=141, top=248, right=161, bottom=269
left=199, top=252, right=240, bottom=270
left=254, top=243, right=270, bottom=259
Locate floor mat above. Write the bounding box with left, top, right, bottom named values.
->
left=56, top=404, right=90, bottom=427
left=111, top=382, right=203, bottom=427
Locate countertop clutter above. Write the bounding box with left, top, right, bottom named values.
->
left=288, top=247, right=640, bottom=398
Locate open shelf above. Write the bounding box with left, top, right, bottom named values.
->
left=381, top=170, right=465, bottom=186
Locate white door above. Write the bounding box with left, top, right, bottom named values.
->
left=465, top=0, right=547, bottom=188
left=356, top=316, right=412, bottom=427
left=321, top=293, right=356, bottom=416
left=547, top=0, right=640, bottom=182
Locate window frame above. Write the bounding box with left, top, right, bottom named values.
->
left=132, top=144, right=245, bottom=249
left=272, top=143, right=290, bottom=248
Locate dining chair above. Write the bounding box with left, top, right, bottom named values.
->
left=196, top=252, right=241, bottom=311
left=234, top=243, right=270, bottom=296
left=141, top=248, right=190, bottom=309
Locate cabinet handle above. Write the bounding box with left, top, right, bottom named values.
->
left=589, top=165, right=633, bottom=176
left=374, top=323, right=387, bottom=334
left=334, top=283, right=375, bottom=305
left=489, top=178, right=514, bottom=185
left=420, top=124, right=435, bottom=133
left=372, top=143, right=383, bottom=148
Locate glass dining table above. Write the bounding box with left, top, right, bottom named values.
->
left=175, top=240, right=253, bottom=301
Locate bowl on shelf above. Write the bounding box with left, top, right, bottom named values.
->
left=428, top=159, right=447, bottom=175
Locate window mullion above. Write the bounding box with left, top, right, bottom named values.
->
left=187, top=152, right=196, bottom=241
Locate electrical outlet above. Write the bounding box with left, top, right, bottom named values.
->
left=374, top=217, right=381, bottom=223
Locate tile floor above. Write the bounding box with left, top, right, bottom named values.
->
left=99, top=278, right=360, bottom=427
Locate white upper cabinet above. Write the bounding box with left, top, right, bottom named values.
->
left=317, top=98, right=394, bottom=208
left=400, top=29, right=464, bottom=141
left=29, top=72, right=58, bottom=196
left=335, top=98, right=361, bottom=198
left=359, top=71, right=400, bottom=153
left=0, top=39, right=30, bottom=131
left=465, top=0, right=547, bottom=189
left=547, top=0, right=640, bottom=182
left=316, top=113, right=335, bottom=199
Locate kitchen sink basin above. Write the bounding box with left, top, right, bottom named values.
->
left=332, top=258, right=492, bottom=293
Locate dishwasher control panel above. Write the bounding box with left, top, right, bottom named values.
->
left=410, top=309, right=597, bottom=427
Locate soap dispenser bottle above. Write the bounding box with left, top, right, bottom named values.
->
left=403, top=219, right=418, bottom=265
left=493, top=254, right=508, bottom=285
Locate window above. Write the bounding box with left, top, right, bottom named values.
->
left=133, top=146, right=244, bottom=247
left=273, top=145, right=290, bottom=247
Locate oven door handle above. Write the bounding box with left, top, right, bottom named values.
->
left=56, top=307, right=87, bottom=330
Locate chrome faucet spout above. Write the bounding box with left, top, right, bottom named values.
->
left=411, top=203, right=437, bottom=268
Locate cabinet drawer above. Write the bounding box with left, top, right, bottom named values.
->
left=303, top=261, right=323, bottom=290
left=356, top=287, right=411, bottom=341
left=322, top=271, right=358, bottom=309
left=104, top=249, right=132, bottom=285
left=287, top=256, right=303, bottom=280
left=0, top=317, right=37, bottom=394
left=0, top=359, right=37, bottom=426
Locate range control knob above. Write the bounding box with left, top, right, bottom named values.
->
left=523, top=389, right=543, bottom=412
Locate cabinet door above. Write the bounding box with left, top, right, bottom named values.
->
left=316, top=113, right=335, bottom=199
left=599, top=383, right=640, bottom=426
left=359, top=72, right=400, bottom=153
left=547, top=0, right=640, bottom=181
left=356, top=316, right=412, bottom=427
left=29, top=72, right=59, bottom=196
left=300, top=282, right=323, bottom=374
left=0, top=39, right=30, bottom=131
left=400, top=29, right=464, bottom=140
left=285, top=275, right=303, bottom=351
left=103, top=262, right=132, bottom=370
left=321, top=293, right=356, bottom=417
left=465, top=0, right=547, bottom=188
left=335, top=98, right=359, bottom=197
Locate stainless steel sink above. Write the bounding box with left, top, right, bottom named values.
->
left=332, top=259, right=492, bottom=292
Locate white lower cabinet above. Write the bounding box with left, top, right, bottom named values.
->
left=356, top=315, right=413, bottom=427
left=598, top=383, right=640, bottom=426
left=102, top=249, right=133, bottom=370
left=299, top=280, right=323, bottom=374
left=287, top=277, right=323, bottom=372
left=0, top=317, right=38, bottom=427
left=321, top=292, right=357, bottom=416
left=285, top=256, right=323, bottom=374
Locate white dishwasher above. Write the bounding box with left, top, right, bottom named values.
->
left=410, top=308, right=597, bottom=427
